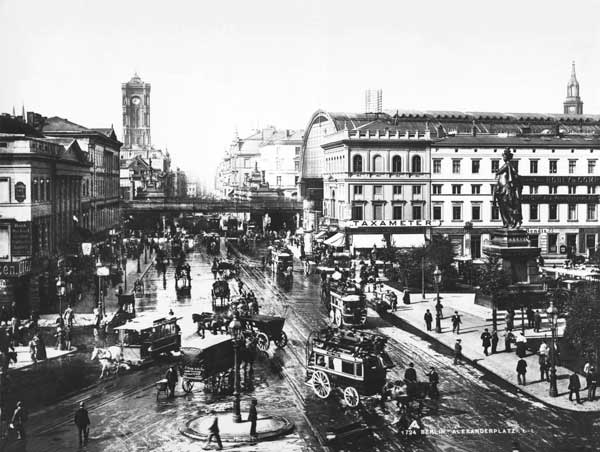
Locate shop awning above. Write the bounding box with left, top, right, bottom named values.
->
left=323, top=232, right=346, bottom=248
left=314, top=231, right=328, bottom=240
left=391, top=234, right=427, bottom=248
left=352, top=234, right=387, bottom=249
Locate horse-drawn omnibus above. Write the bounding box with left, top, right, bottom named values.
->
left=270, top=248, right=293, bottom=274
left=114, top=316, right=181, bottom=367
left=306, top=328, right=394, bottom=407
left=325, top=285, right=367, bottom=327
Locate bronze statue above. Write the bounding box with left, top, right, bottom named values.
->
left=493, top=148, right=522, bottom=229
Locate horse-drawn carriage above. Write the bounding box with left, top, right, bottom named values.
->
left=270, top=248, right=293, bottom=275
left=306, top=328, right=393, bottom=407
left=175, top=263, right=191, bottom=296
left=239, top=314, right=288, bottom=352
left=178, top=336, right=235, bottom=394
left=217, top=259, right=239, bottom=279
left=324, top=284, right=367, bottom=328
left=192, top=312, right=230, bottom=337
left=205, top=233, right=221, bottom=255
left=211, top=280, right=231, bottom=310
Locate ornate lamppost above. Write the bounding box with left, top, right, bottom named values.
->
left=547, top=299, right=559, bottom=397
left=434, top=266, right=442, bottom=333
left=228, top=314, right=243, bottom=423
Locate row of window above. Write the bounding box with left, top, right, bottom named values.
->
left=351, top=204, right=423, bottom=221
left=432, top=184, right=598, bottom=195
left=350, top=154, right=423, bottom=173
left=432, top=158, right=598, bottom=175
left=352, top=185, right=423, bottom=196
left=431, top=203, right=598, bottom=222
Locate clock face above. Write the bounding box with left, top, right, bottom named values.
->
left=568, top=105, right=576, bottom=113
left=131, top=96, right=141, bottom=105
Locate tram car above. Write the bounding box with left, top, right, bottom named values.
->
left=270, top=248, right=294, bottom=274
left=114, top=316, right=181, bottom=367
left=325, top=285, right=367, bottom=327
left=306, top=328, right=394, bottom=407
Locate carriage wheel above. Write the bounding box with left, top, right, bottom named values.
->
left=256, top=332, right=270, bottom=352
left=334, top=310, right=343, bottom=328
left=329, top=310, right=336, bottom=324
left=274, top=331, right=288, bottom=348
left=343, top=386, right=360, bottom=407
left=311, top=370, right=331, bottom=399
left=182, top=379, right=194, bottom=393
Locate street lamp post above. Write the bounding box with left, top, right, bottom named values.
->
left=137, top=246, right=141, bottom=273
left=434, top=266, right=442, bottom=333
left=547, top=299, right=559, bottom=397
left=228, top=314, right=243, bottom=423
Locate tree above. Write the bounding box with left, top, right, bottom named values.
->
left=564, top=285, right=600, bottom=368
left=476, top=255, right=512, bottom=330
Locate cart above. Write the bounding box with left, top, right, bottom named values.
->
left=239, top=314, right=288, bottom=352
left=211, top=280, right=231, bottom=311
left=178, top=338, right=234, bottom=394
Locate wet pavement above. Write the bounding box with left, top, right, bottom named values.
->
left=3, top=241, right=600, bottom=451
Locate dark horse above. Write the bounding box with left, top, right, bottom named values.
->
left=493, top=148, right=522, bottom=229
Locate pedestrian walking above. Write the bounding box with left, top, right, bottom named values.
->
left=568, top=372, right=582, bottom=403
left=539, top=353, right=548, bottom=382
left=516, top=358, right=527, bottom=385
left=165, top=365, right=178, bottom=398
left=453, top=339, right=462, bottom=365
left=388, top=291, right=398, bottom=312
left=204, top=410, right=223, bottom=450
left=583, top=360, right=591, bottom=389
left=451, top=311, right=462, bottom=334
left=533, top=310, right=542, bottom=332
left=402, top=288, right=411, bottom=305
left=10, top=401, right=26, bottom=440
left=516, top=332, right=527, bottom=358
left=491, top=329, right=499, bottom=354
left=425, top=366, right=439, bottom=398
left=538, top=341, right=549, bottom=358
left=63, top=304, right=74, bottom=328
left=587, top=366, right=597, bottom=401
left=506, top=310, right=514, bottom=331
left=74, top=401, right=90, bottom=447
left=526, top=306, right=534, bottom=328
left=28, top=337, right=37, bottom=364
left=404, top=362, right=417, bottom=384
left=248, top=398, right=258, bottom=440
left=424, top=309, right=433, bottom=331
left=55, top=325, right=66, bottom=350
left=480, top=328, right=492, bottom=356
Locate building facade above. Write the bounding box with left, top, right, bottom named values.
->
left=40, top=117, right=121, bottom=236
left=0, top=115, right=90, bottom=314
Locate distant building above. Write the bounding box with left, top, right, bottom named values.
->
left=365, top=89, right=383, bottom=113
left=187, top=182, right=197, bottom=197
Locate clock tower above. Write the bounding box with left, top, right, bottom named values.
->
left=122, top=73, right=151, bottom=149
left=563, top=62, right=583, bottom=115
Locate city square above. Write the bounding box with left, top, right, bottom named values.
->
left=1, top=1, right=600, bottom=451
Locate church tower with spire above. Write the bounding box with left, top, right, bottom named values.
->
left=564, top=62, right=583, bottom=115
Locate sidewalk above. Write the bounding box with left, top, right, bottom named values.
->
left=380, top=285, right=599, bottom=412
left=9, top=345, right=77, bottom=371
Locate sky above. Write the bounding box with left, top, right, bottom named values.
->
left=2, top=0, right=600, bottom=185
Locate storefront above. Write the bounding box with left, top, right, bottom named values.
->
left=0, top=258, right=32, bottom=316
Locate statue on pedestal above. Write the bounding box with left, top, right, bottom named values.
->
left=493, top=148, right=523, bottom=229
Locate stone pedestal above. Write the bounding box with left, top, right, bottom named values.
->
left=483, top=229, right=541, bottom=284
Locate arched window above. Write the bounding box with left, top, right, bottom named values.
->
left=411, top=155, right=422, bottom=173
left=373, top=155, right=384, bottom=172
left=392, top=155, right=402, bottom=173
left=352, top=155, right=363, bottom=172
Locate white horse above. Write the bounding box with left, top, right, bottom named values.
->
left=91, top=346, right=127, bottom=379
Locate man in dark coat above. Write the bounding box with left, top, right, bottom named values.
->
left=165, top=366, right=178, bottom=398
left=425, top=366, right=439, bottom=398
left=204, top=410, right=223, bottom=450
left=453, top=339, right=462, bottom=365
left=504, top=330, right=514, bottom=352
left=539, top=354, right=548, bottom=382
left=402, top=289, right=411, bottom=305
left=491, top=329, right=499, bottom=354
left=533, top=310, right=542, bottom=332
left=569, top=372, right=581, bottom=403
left=451, top=311, right=462, bottom=334
left=526, top=306, right=534, bottom=328
left=424, top=310, right=433, bottom=331
left=516, top=358, right=527, bottom=385
left=480, top=328, right=492, bottom=356
left=404, top=362, right=417, bottom=384
left=74, top=401, right=91, bottom=447
left=248, top=398, right=258, bottom=439
left=587, top=366, right=597, bottom=401
left=10, top=401, right=25, bottom=440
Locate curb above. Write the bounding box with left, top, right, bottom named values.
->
left=379, top=308, right=600, bottom=413
left=9, top=346, right=78, bottom=374
left=180, top=414, right=294, bottom=443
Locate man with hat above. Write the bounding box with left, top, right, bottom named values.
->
left=248, top=398, right=258, bottom=440
left=10, top=401, right=26, bottom=440
left=74, top=401, right=90, bottom=447
left=454, top=339, right=463, bottom=365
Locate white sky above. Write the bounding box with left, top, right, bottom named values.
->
left=2, top=0, right=600, bottom=183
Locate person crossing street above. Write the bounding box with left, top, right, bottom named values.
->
left=74, top=401, right=90, bottom=447
left=424, top=309, right=433, bottom=331
left=451, top=311, right=462, bottom=334
left=480, top=328, right=492, bottom=356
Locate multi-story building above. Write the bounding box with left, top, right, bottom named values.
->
left=187, top=181, right=198, bottom=198
left=258, top=129, right=303, bottom=197
left=39, top=116, right=121, bottom=236
left=0, top=115, right=90, bottom=314
left=298, top=66, right=600, bottom=260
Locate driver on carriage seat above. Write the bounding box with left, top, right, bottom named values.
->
left=404, top=362, right=418, bottom=384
